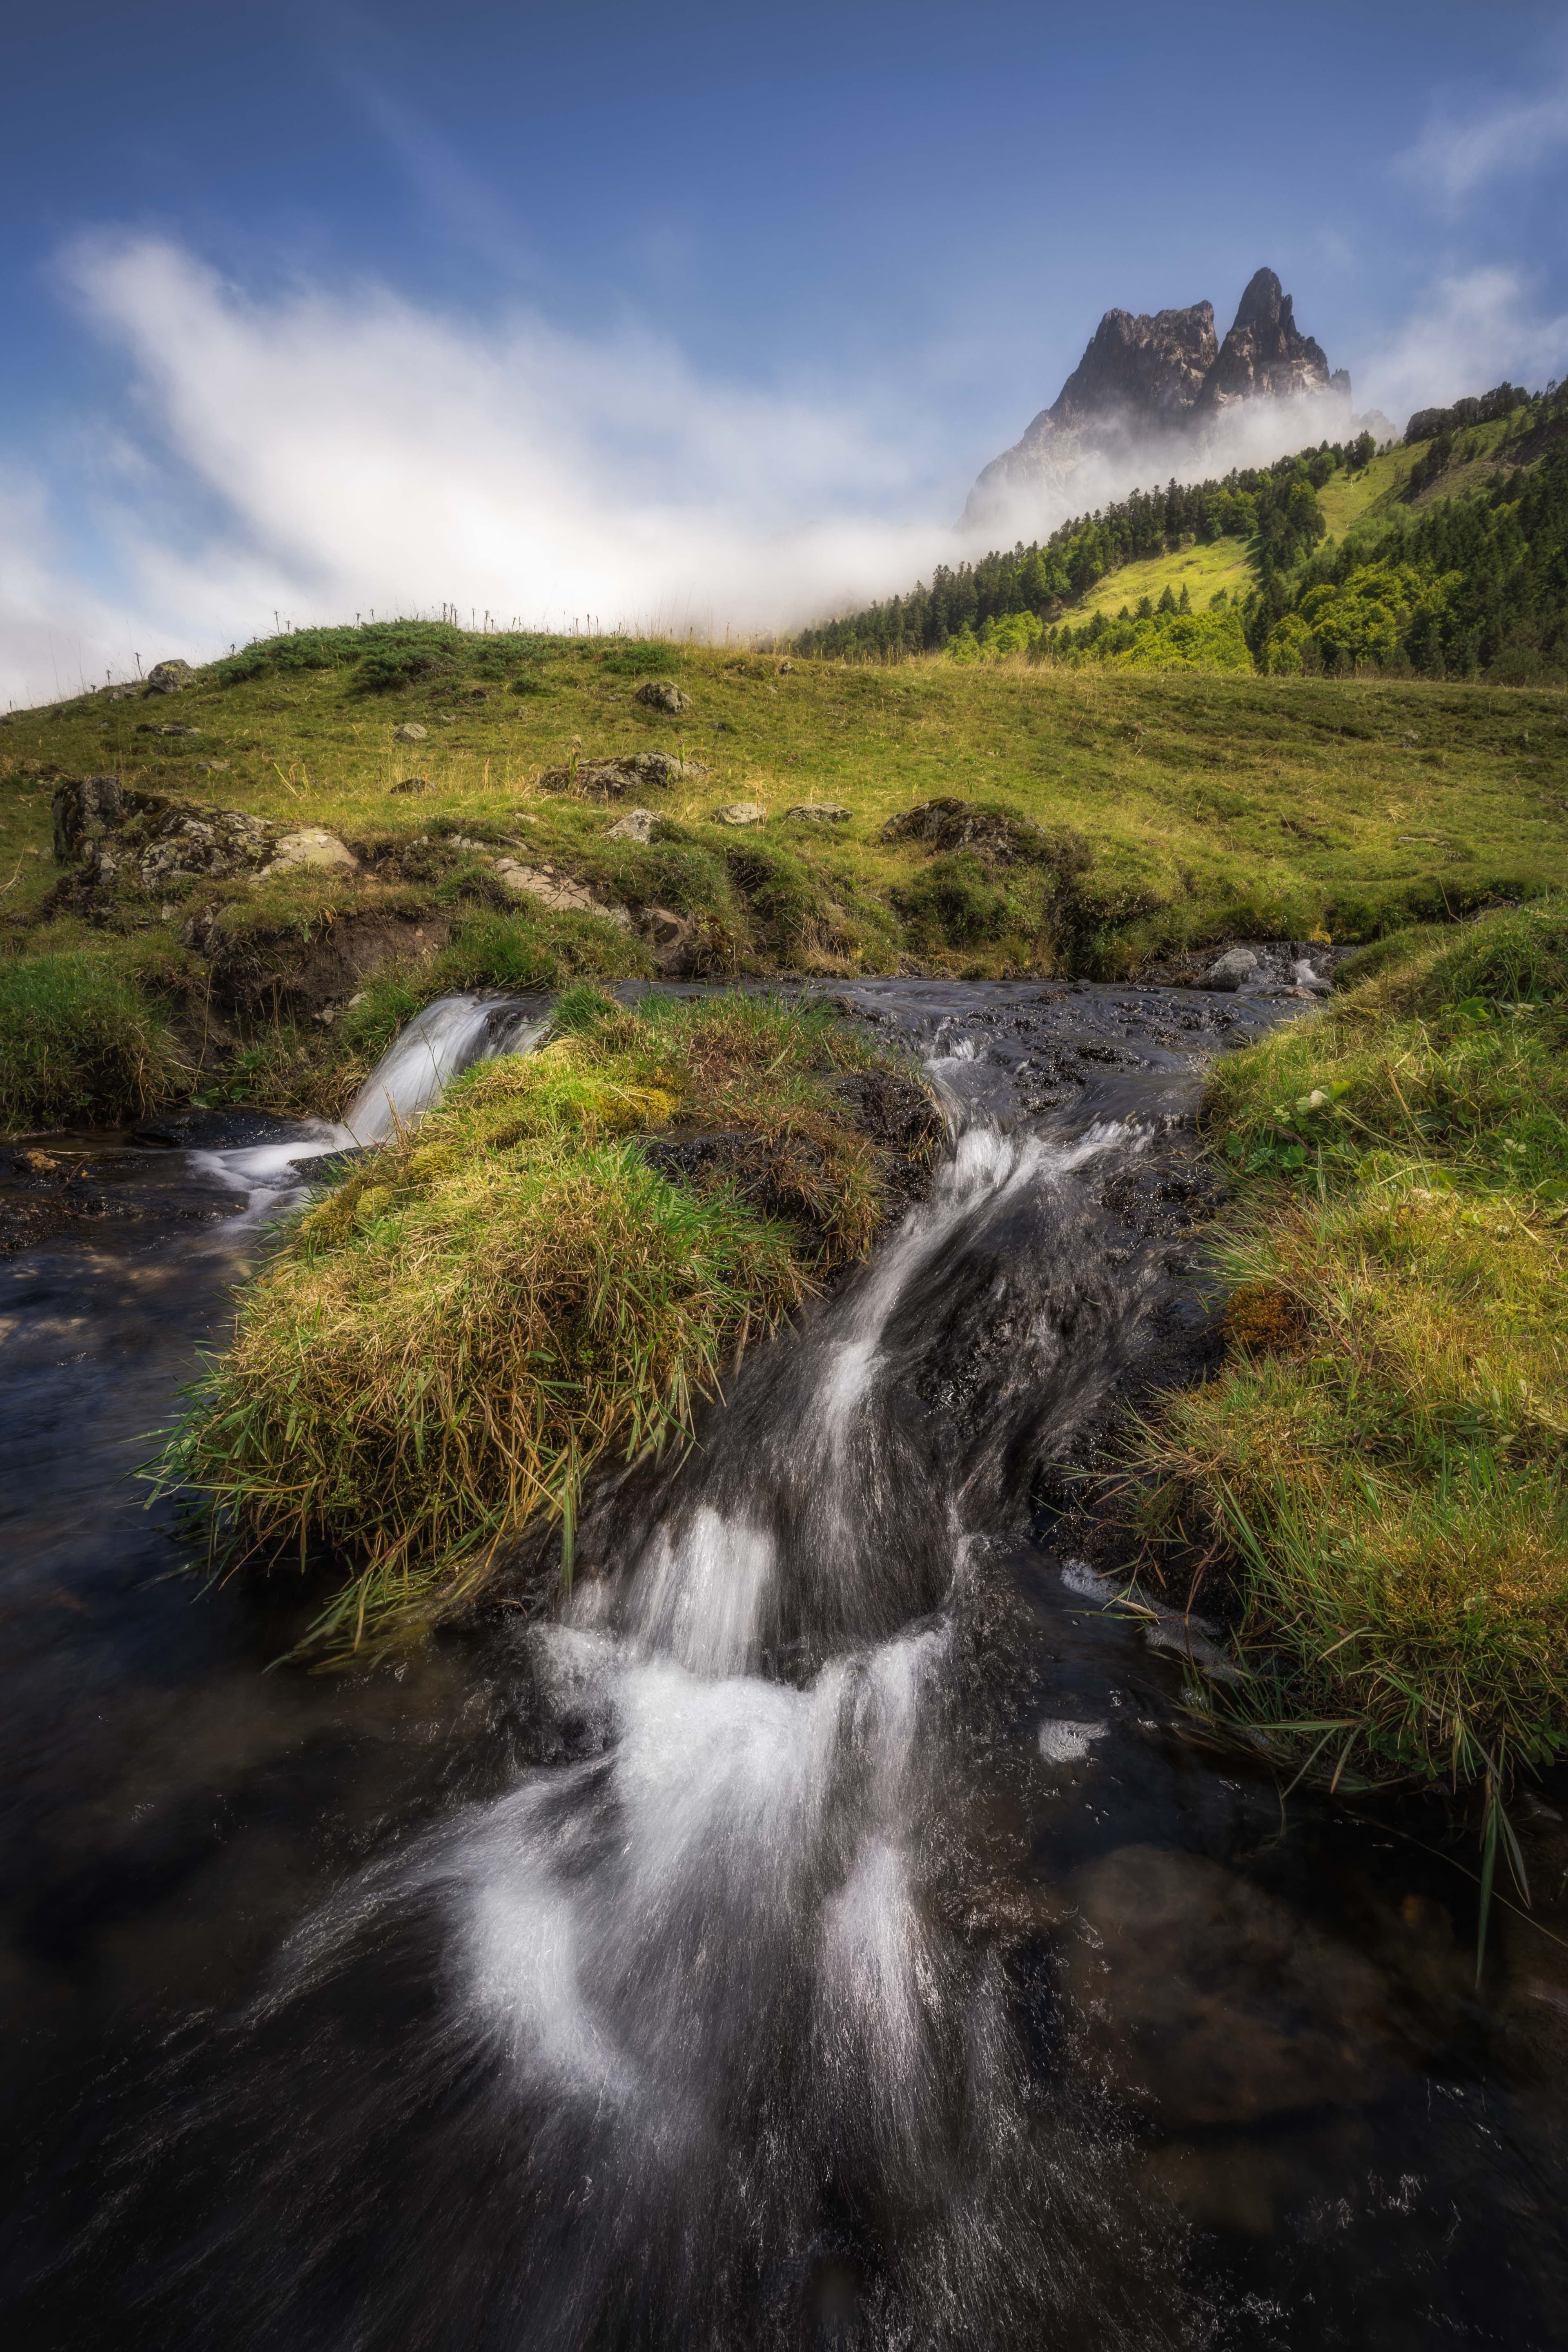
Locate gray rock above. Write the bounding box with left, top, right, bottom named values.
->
left=536, top=751, right=707, bottom=799
left=258, top=829, right=360, bottom=878
left=785, top=802, right=851, bottom=824
left=635, top=680, right=691, bottom=714
left=392, top=722, right=429, bottom=742
left=1291, top=956, right=1332, bottom=996
left=713, top=802, right=766, bottom=827
left=494, top=858, right=632, bottom=929
left=606, top=806, right=658, bottom=843
left=1203, top=947, right=1260, bottom=991
left=144, top=658, right=194, bottom=694
left=389, top=774, right=433, bottom=794
left=52, top=774, right=125, bottom=862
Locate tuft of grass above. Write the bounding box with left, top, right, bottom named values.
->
left=1132, top=898, right=1568, bottom=1809
left=0, top=943, right=191, bottom=1128
left=156, top=991, right=938, bottom=1657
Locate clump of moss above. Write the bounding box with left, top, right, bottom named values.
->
left=1133, top=896, right=1568, bottom=1798
left=159, top=990, right=940, bottom=1657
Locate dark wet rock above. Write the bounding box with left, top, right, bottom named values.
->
left=290, top=1147, right=371, bottom=1185
left=134, top=1108, right=306, bottom=1151
left=144, top=658, right=194, bottom=695
left=51, top=773, right=128, bottom=863
left=879, top=799, right=1091, bottom=877
left=1064, top=1844, right=1399, bottom=2127
left=536, top=751, right=708, bottom=799
left=635, top=680, right=691, bottom=714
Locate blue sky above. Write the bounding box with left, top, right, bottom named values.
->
left=3, top=0, right=1568, bottom=699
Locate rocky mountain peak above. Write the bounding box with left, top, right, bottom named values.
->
left=1194, top=268, right=1331, bottom=414
left=963, top=267, right=1348, bottom=533
left=1051, top=300, right=1217, bottom=432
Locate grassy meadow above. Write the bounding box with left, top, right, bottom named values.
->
left=3, top=624, right=1566, bottom=1126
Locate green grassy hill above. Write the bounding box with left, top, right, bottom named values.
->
left=3, top=625, right=1565, bottom=1127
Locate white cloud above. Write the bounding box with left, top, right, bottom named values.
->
left=1397, top=82, right=1568, bottom=206
left=1356, top=265, right=1568, bottom=429
left=0, top=232, right=963, bottom=706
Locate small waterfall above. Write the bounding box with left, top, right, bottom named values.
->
left=190, top=994, right=549, bottom=1211
left=343, top=996, right=550, bottom=1145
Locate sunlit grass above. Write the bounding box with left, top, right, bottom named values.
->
left=1134, top=898, right=1568, bottom=1799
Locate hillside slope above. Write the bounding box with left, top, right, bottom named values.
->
left=3, top=627, right=1564, bottom=1127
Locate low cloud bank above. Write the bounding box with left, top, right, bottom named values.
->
left=2, top=238, right=1566, bottom=707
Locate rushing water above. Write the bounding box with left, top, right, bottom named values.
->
left=2, top=982, right=1566, bottom=2350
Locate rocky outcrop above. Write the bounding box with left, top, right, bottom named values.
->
left=535, top=752, right=708, bottom=799
left=52, top=775, right=278, bottom=893
left=1051, top=300, right=1218, bottom=433
left=1192, top=269, right=1332, bottom=414
left=635, top=681, right=691, bottom=714
left=964, top=267, right=1349, bottom=533
left=493, top=859, right=633, bottom=928
left=878, top=797, right=1090, bottom=876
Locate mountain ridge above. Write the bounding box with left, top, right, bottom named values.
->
left=964, top=267, right=1348, bottom=532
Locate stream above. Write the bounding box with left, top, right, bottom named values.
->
left=2, top=980, right=1566, bottom=2349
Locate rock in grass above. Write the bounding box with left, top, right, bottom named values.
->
left=144, top=658, right=194, bottom=694
left=390, top=774, right=433, bottom=794
left=494, top=858, right=633, bottom=928
left=392, top=722, right=429, bottom=742
left=1203, top=947, right=1260, bottom=991
left=635, top=679, right=691, bottom=713
left=713, top=802, right=766, bottom=827
left=606, top=806, right=658, bottom=843
left=260, top=828, right=360, bottom=877
left=879, top=797, right=1089, bottom=875
left=535, top=751, right=707, bottom=799
left=785, top=803, right=851, bottom=824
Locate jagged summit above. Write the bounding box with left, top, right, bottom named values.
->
left=1049, top=300, right=1217, bottom=432
left=1193, top=268, right=1334, bottom=414
left=964, top=267, right=1348, bottom=533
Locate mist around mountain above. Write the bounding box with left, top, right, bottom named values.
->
left=802, top=378, right=1568, bottom=687
left=963, top=267, right=1374, bottom=540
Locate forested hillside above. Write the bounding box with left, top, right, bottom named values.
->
left=800, top=382, right=1568, bottom=684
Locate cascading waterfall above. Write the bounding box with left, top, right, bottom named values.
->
left=343, top=997, right=551, bottom=1145
left=99, top=1080, right=1189, bottom=2352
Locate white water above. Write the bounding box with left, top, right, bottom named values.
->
left=343, top=998, right=550, bottom=1145
left=188, top=993, right=549, bottom=1214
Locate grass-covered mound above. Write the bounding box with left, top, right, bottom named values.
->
left=1136, top=898, right=1568, bottom=1800
left=158, top=989, right=940, bottom=1658
left=0, top=939, right=192, bottom=1127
